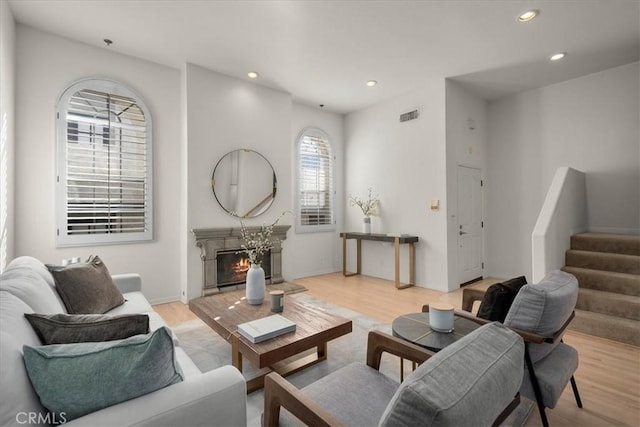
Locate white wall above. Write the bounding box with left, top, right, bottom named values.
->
left=289, top=103, right=344, bottom=278
left=11, top=28, right=346, bottom=304
left=0, top=1, right=15, bottom=272
left=15, top=25, right=182, bottom=303
left=344, top=81, right=449, bottom=291
left=182, top=66, right=346, bottom=301
left=487, top=62, right=640, bottom=280
left=532, top=167, right=587, bottom=282
left=445, top=80, right=488, bottom=290
left=183, top=63, right=294, bottom=301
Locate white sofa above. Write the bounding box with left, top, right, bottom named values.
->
left=0, top=256, right=247, bottom=426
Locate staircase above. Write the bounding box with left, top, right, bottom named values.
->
left=562, top=233, right=640, bottom=346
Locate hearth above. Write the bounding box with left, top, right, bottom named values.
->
left=192, top=225, right=290, bottom=295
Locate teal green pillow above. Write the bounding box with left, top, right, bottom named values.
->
left=23, top=326, right=183, bottom=421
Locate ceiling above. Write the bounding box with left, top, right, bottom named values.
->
left=8, top=0, right=640, bottom=114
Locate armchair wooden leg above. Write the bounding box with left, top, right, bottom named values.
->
left=570, top=375, right=583, bottom=408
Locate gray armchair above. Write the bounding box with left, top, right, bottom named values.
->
left=263, top=322, right=524, bottom=427
left=455, top=270, right=583, bottom=427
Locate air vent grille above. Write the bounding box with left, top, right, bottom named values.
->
left=399, top=109, right=419, bottom=122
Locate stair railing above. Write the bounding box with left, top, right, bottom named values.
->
left=531, top=167, right=587, bottom=282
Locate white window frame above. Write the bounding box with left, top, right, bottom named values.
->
left=55, top=78, right=153, bottom=247
left=295, top=127, right=336, bottom=233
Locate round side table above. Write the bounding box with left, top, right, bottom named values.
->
left=392, top=312, right=481, bottom=380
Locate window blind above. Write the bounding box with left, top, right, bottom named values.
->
left=56, top=81, right=152, bottom=246
left=298, top=132, right=334, bottom=228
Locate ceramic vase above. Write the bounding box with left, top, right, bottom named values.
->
left=246, top=264, right=266, bottom=305
left=363, top=216, right=371, bottom=234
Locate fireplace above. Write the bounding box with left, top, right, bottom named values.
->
left=216, top=250, right=271, bottom=287
left=192, top=225, right=290, bottom=295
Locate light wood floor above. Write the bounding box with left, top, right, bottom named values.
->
left=155, top=273, right=640, bottom=427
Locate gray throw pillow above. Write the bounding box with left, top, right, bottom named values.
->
left=23, top=326, right=183, bottom=422
left=47, top=255, right=125, bottom=314
left=25, top=313, right=150, bottom=344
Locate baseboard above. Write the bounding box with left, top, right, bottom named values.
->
left=290, top=268, right=340, bottom=279
left=148, top=295, right=183, bottom=305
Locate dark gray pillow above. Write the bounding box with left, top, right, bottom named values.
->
left=25, top=313, right=149, bottom=344
left=477, top=276, right=527, bottom=322
left=47, top=255, right=125, bottom=314
left=23, top=327, right=183, bottom=422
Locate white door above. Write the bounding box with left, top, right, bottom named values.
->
left=457, top=166, right=483, bottom=284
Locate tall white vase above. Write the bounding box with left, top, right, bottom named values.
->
left=246, top=264, right=265, bottom=305
left=363, top=216, right=371, bottom=234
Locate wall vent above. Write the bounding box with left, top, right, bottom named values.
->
left=399, top=109, right=420, bottom=122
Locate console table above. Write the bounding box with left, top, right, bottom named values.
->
left=340, top=232, right=418, bottom=289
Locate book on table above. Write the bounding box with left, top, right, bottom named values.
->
left=237, top=314, right=297, bottom=343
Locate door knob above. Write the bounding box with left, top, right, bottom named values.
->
left=459, top=231, right=468, bottom=235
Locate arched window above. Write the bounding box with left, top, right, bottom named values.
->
left=55, top=79, right=153, bottom=246
left=295, top=127, right=335, bottom=232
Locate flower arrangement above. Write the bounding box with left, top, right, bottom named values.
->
left=349, top=187, right=379, bottom=217
left=238, top=211, right=289, bottom=265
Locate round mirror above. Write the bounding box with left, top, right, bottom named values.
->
left=211, top=149, right=277, bottom=218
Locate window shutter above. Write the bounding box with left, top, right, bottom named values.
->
left=296, top=129, right=335, bottom=232
left=56, top=80, right=152, bottom=246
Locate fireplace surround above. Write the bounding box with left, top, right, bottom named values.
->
left=192, top=225, right=290, bottom=295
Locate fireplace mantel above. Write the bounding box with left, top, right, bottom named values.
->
left=192, top=225, right=290, bottom=295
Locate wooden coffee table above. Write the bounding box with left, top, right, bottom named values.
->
left=189, top=289, right=352, bottom=393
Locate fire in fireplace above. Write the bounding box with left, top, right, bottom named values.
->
left=216, top=250, right=271, bottom=287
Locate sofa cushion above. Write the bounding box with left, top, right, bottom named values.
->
left=174, top=346, right=203, bottom=378
left=25, top=313, right=150, bottom=345
left=378, top=323, right=524, bottom=427
left=0, top=260, right=66, bottom=314
left=108, top=291, right=154, bottom=315
left=6, top=256, right=57, bottom=288
left=0, top=292, right=47, bottom=427
left=0, top=291, right=42, bottom=346
left=23, top=326, right=184, bottom=422
left=47, top=255, right=125, bottom=314
left=504, top=270, right=578, bottom=363
left=477, top=276, right=527, bottom=322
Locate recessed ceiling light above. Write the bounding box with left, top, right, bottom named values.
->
left=366, top=80, right=377, bottom=87
left=517, top=10, right=539, bottom=22
left=550, top=52, right=566, bottom=61
left=247, top=71, right=259, bottom=79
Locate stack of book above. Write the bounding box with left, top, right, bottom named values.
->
left=237, top=314, right=296, bottom=343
